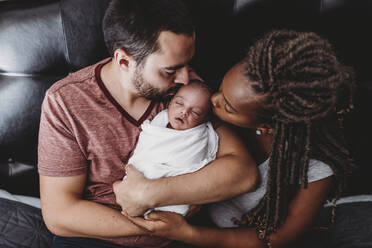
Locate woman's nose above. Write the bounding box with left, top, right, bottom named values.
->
left=211, top=92, right=221, bottom=108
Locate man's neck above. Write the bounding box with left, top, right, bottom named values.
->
left=100, top=60, right=151, bottom=120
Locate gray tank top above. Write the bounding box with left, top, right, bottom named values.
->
left=208, top=159, right=333, bottom=227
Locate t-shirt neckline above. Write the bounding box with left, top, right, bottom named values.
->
left=95, top=60, right=155, bottom=127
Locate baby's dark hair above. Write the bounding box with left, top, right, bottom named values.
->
left=234, top=30, right=356, bottom=240
left=103, top=0, right=194, bottom=65
left=188, top=79, right=213, bottom=96
left=186, top=80, right=213, bottom=118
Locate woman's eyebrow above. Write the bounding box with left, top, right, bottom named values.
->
left=223, top=94, right=237, bottom=112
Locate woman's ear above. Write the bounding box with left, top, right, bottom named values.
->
left=256, top=124, right=274, bottom=136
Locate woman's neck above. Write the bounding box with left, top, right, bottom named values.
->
left=241, top=128, right=273, bottom=165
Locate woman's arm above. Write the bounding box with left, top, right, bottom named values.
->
left=114, top=124, right=259, bottom=216
left=126, top=177, right=332, bottom=248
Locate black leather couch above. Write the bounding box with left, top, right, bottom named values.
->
left=1, top=0, right=371, bottom=247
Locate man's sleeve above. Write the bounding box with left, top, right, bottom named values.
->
left=38, top=90, right=87, bottom=177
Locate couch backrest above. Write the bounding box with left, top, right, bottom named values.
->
left=0, top=0, right=371, bottom=196
left=0, top=0, right=110, bottom=195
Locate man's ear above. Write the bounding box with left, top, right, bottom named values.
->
left=256, top=123, right=274, bottom=135
left=113, top=48, right=133, bottom=70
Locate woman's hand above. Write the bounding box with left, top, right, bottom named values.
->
left=113, top=165, right=154, bottom=216
left=124, top=211, right=193, bottom=241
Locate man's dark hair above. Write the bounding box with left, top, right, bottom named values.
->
left=234, top=30, right=356, bottom=241
left=102, top=0, right=195, bottom=65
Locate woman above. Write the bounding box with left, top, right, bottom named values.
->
left=126, top=30, right=356, bottom=247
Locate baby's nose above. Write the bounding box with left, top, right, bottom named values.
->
left=181, top=109, right=188, bottom=117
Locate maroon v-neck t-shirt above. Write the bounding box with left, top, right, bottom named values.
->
left=38, top=58, right=169, bottom=247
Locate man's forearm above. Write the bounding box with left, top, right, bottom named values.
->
left=150, top=154, right=258, bottom=207
left=43, top=198, right=147, bottom=238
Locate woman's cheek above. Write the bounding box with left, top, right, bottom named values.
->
left=214, top=110, right=229, bottom=122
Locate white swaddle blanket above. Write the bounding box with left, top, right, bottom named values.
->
left=127, top=109, right=219, bottom=216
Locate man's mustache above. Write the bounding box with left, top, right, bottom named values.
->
left=164, top=85, right=181, bottom=98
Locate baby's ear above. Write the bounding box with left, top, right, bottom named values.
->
left=165, top=94, right=176, bottom=107
left=204, top=108, right=212, bottom=121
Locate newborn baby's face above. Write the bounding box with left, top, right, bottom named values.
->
left=168, top=83, right=211, bottom=130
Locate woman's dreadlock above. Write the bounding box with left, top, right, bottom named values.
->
left=235, top=30, right=356, bottom=241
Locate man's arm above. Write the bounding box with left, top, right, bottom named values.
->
left=38, top=90, right=148, bottom=237
left=114, top=124, right=258, bottom=216
left=40, top=174, right=147, bottom=238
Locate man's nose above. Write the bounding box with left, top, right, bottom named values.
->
left=174, top=67, right=189, bottom=85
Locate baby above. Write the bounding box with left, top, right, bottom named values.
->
left=126, top=81, right=219, bottom=216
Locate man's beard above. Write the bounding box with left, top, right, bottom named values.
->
left=133, top=67, right=180, bottom=101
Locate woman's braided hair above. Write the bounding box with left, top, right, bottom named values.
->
left=235, top=30, right=356, bottom=240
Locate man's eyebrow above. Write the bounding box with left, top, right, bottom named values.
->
left=164, top=64, right=185, bottom=70
left=223, top=94, right=237, bottom=112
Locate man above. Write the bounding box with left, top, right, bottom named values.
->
left=38, top=0, right=257, bottom=247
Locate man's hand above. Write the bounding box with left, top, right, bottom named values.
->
left=113, top=165, right=154, bottom=216
left=124, top=211, right=193, bottom=241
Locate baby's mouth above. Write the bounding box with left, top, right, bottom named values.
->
left=175, top=117, right=184, bottom=124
